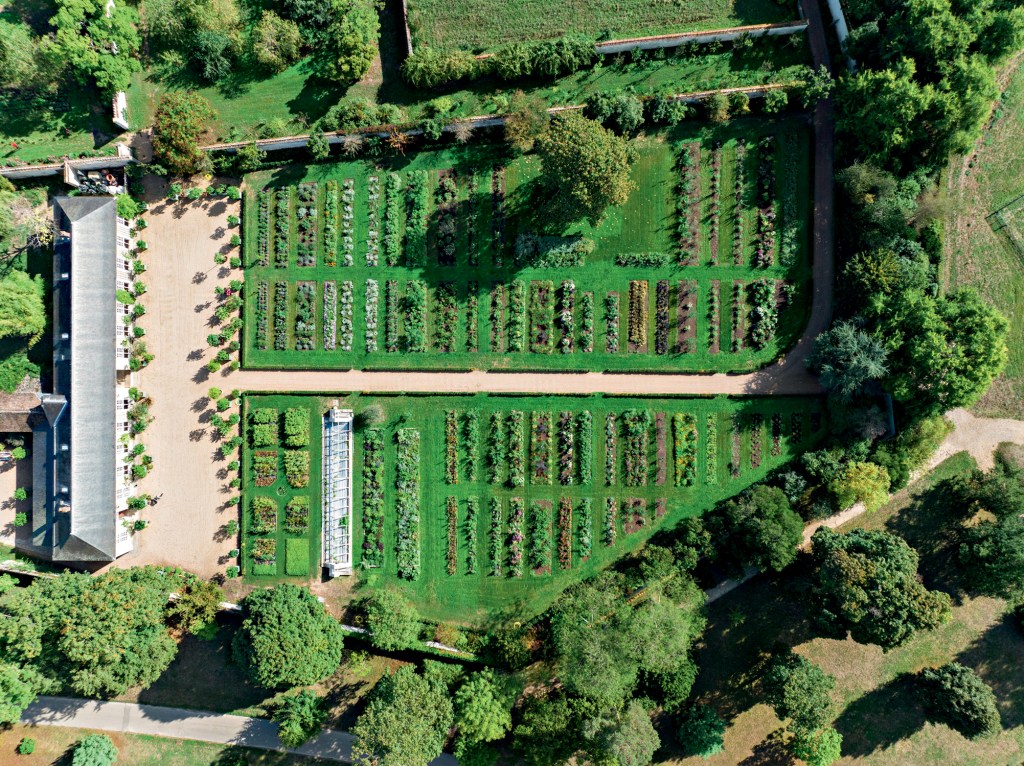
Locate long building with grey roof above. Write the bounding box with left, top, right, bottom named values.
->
left=28, top=196, right=139, bottom=563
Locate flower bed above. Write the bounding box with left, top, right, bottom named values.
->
left=580, top=292, right=594, bottom=353
left=530, top=411, right=552, bottom=485
left=395, top=428, right=421, bottom=580
left=557, top=497, right=572, bottom=569
left=708, top=144, right=722, bottom=263
left=463, top=410, right=479, bottom=482
left=466, top=285, right=479, bottom=352
left=557, top=280, right=575, bottom=354
left=445, top=409, right=459, bottom=484
left=603, top=496, right=616, bottom=546
left=434, top=281, right=457, bottom=352
left=466, top=497, right=478, bottom=574
left=435, top=175, right=458, bottom=266
left=365, top=279, right=379, bottom=352
left=489, top=284, right=505, bottom=352
left=708, top=280, right=720, bottom=353
left=605, top=292, right=620, bottom=353
left=283, top=450, right=309, bottom=488
left=733, top=140, right=746, bottom=265
left=404, top=280, right=427, bottom=352
left=255, top=281, right=268, bottom=350
left=508, top=280, right=526, bottom=352
left=528, top=500, right=552, bottom=573
left=257, top=190, right=270, bottom=267
left=296, top=183, right=317, bottom=267
left=627, top=280, right=648, bottom=352
left=623, top=498, right=646, bottom=534
left=771, top=413, right=783, bottom=457
left=508, top=410, right=525, bottom=487
left=577, top=498, right=592, bottom=560
left=655, top=280, right=670, bottom=355
left=489, top=498, right=502, bottom=576
left=508, top=496, right=524, bottom=576
left=274, top=188, right=290, bottom=268
left=253, top=537, right=276, bottom=563
left=446, top=496, right=458, bottom=575
left=676, top=142, right=700, bottom=265
left=285, top=495, right=310, bottom=534
left=491, top=168, right=506, bottom=267
left=366, top=175, right=380, bottom=266
left=323, top=180, right=339, bottom=268
left=384, top=280, right=398, bottom=352
left=655, top=411, right=667, bottom=486
left=622, top=408, right=651, bottom=487
left=294, top=282, right=315, bottom=351
left=749, top=413, right=763, bottom=470
left=337, top=280, right=352, bottom=352
left=529, top=280, right=555, bottom=354
left=732, top=281, right=745, bottom=353
left=323, top=281, right=337, bottom=351
left=673, top=413, right=698, bottom=487
left=405, top=170, right=429, bottom=267
left=756, top=137, right=777, bottom=268
left=361, top=429, right=385, bottom=567
left=605, top=412, right=617, bottom=486
left=577, top=411, right=593, bottom=485
left=252, top=451, right=277, bottom=486
left=677, top=281, right=696, bottom=354
left=273, top=281, right=287, bottom=350
left=341, top=179, right=355, bottom=267
left=383, top=173, right=402, bottom=266
left=467, top=175, right=478, bottom=267
left=730, top=415, right=742, bottom=479
left=748, top=278, right=778, bottom=350
left=780, top=133, right=800, bottom=267
left=706, top=413, right=719, bottom=485
left=487, top=411, right=506, bottom=485
left=557, top=411, right=574, bottom=485
left=250, top=496, right=277, bottom=535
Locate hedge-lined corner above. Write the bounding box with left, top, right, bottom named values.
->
left=240, top=395, right=322, bottom=582
left=242, top=119, right=813, bottom=374
left=242, top=392, right=827, bottom=621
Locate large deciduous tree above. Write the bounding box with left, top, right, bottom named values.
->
left=583, top=700, right=660, bottom=766
left=310, top=0, right=378, bottom=83
left=352, top=665, right=454, bottom=766
left=957, top=459, right=1024, bottom=599
left=151, top=91, right=216, bottom=176
left=535, top=111, right=636, bottom=227
left=0, top=271, right=45, bottom=346
left=455, top=670, right=514, bottom=745
left=363, top=589, right=422, bottom=651
left=710, top=484, right=804, bottom=574
left=761, top=650, right=836, bottom=732
left=50, top=0, right=141, bottom=93
left=234, top=584, right=344, bottom=689
left=0, top=662, right=35, bottom=725
left=808, top=528, right=950, bottom=649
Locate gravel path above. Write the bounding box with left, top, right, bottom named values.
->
left=21, top=696, right=455, bottom=765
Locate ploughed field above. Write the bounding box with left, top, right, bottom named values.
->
left=242, top=120, right=813, bottom=374
left=241, top=393, right=826, bottom=620
left=404, top=0, right=794, bottom=52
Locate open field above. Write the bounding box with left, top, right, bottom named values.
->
left=127, top=32, right=811, bottom=142
left=405, top=0, right=795, bottom=52
left=243, top=393, right=826, bottom=622
left=945, top=61, right=1024, bottom=418
left=669, top=452, right=1024, bottom=766
left=242, top=121, right=812, bottom=373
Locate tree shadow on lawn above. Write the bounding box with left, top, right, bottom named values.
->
left=956, top=611, right=1024, bottom=729
left=833, top=673, right=928, bottom=758
left=882, top=476, right=969, bottom=600
left=690, top=568, right=814, bottom=722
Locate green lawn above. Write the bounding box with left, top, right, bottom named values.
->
left=945, top=61, right=1024, bottom=417
left=242, top=120, right=812, bottom=373
left=127, top=29, right=810, bottom=143
left=0, top=68, right=125, bottom=164
left=239, top=396, right=322, bottom=582
left=242, top=392, right=826, bottom=623
left=404, top=0, right=796, bottom=52
left=669, top=452, right=1024, bottom=766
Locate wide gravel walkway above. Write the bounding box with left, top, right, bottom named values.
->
left=21, top=696, right=455, bottom=765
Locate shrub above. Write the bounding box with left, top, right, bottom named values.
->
left=12, top=487, right=26, bottom=501
left=72, top=734, right=118, bottom=766
left=274, top=690, right=326, bottom=747
left=11, top=446, right=25, bottom=461
left=677, top=703, right=726, bottom=758
left=919, top=662, right=1001, bottom=739
left=17, top=737, right=35, bottom=755
left=226, top=565, right=240, bottom=578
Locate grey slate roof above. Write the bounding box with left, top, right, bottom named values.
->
left=30, top=196, right=119, bottom=563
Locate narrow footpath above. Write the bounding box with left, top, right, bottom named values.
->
left=21, top=696, right=456, bottom=766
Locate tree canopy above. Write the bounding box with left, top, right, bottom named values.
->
left=50, top=0, right=141, bottom=93
left=352, top=665, right=454, bottom=766
left=807, top=321, right=888, bottom=400
left=583, top=700, right=660, bottom=766
left=234, top=584, right=344, bottom=688
left=455, top=670, right=514, bottom=745
left=151, top=91, right=217, bottom=176
left=808, top=528, right=950, bottom=649
left=957, top=459, right=1024, bottom=599
left=762, top=650, right=836, bottom=733
left=919, top=662, right=1000, bottom=739
left=72, top=734, right=118, bottom=766
left=0, top=270, right=45, bottom=345
left=273, top=690, right=327, bottom=747
left=710, top=484, right=804, bottom=573
left=363, top=588, right=422, bottom=651
left=534, top=111, right=636, bottom=227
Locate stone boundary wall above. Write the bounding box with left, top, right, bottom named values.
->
left=0, top=152, right=134, bottom=180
